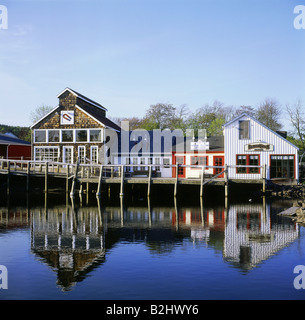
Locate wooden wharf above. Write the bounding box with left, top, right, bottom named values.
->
left=0, top=159, right=267, bottom=199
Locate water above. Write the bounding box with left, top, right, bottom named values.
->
left=1, top=193, right=305, bottom=300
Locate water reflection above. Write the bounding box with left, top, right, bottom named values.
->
left=0, top=197, right=299, bottom=291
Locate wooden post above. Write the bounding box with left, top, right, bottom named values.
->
left=120, top=165, right=125, bottom=197
left=45, top=162, right=49, bottom=193
left=96, top=165, right=104, bottom=197
left=224, top=164, right=229, bottom=198
left=7, top=161, right=10, bottom=197
left=174, top=164, right=179, bottom=197
left=200, top=166, right=204, bottom=197
left=26, top=161, right=30, bottom=193
left=70, top=160, right=80, bottom=197
left=66, top=164, right=69, bottom=193
left=262, top=164, right=266, bottom=193
left=147, top=165, right=152, bottom=197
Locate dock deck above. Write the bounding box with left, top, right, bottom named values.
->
left=0, top=159, right=266, bottom=198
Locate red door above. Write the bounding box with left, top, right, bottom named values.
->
left=213, top=156, right=224, bottom=178
left=175, top=156, right=185, bottom=178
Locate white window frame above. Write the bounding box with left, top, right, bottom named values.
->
left=78, top=146, right=86, bottom=164
left=33, top=128, right=103, bottom=144
left=63, top=146, right=74, bottom=164
left=90, top=146, right=99, bottom=164
left=34, top=147, right=60, bottom=162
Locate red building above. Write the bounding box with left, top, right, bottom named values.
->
left=0, top=133, right=31, bottom=160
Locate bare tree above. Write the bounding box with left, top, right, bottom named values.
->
left=256, top=98, right=282, bottom=131
left=30, top=105, right=53, bottom=124
left=286, top=100, right=305, bottom=151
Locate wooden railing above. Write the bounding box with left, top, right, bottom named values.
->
left=0, top=159, right=266, bottom=197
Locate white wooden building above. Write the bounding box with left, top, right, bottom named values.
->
left=223, top=113, right=299, bottom=182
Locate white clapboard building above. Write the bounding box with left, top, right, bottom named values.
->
left=223, top=113, right=299, bottom=183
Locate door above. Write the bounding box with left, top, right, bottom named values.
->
left=213, top=156, right=224, bottom=178
left=63, top=146, right=73, bottom=164
left=176, top=156, right=185, bottom=178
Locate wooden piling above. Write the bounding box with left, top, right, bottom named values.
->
left=70, top=160, right=80, bottom=197
left=120, top=165, right=125, bottom=197
left=200, top=166, right=204, bottom=197
left=7, top=161, right=10, bottom=196
left=224, top=164, right=229, bottom=198
left=44, top=162, right=48, bottom=193
left=66, top=164, right=69, bottom=193
left=147, top=166, right=152, bottom=197
left=174, top=164, right=179, bottom=197
left=262, top=164, right=266, bottom=193
left=96, top=165, right=104, bottom=197
left=26, top=161, right=30, bottom=193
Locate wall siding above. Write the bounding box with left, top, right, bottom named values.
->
left=224, top=115, right=299, bottom=180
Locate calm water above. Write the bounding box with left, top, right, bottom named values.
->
left=1, top=193, right=305, bottom=300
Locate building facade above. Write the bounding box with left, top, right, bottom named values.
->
left=223, top=113, right=299, bottom=182
left=31, top=88, right=120, bottom=164
left=0, top=133, right=31, bottom=160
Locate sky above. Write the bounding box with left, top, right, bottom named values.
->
left=0, top=0, right=304, bottom=130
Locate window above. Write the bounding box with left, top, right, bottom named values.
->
left=62, top=130, right=74, bottom=142
left=239, top=120, right=250, bottom=139
left=34, top=147, right=59, bottom=162
left=76, top=130, right=88, bottom=142
left=140, top=157, right=145, bottom=170
left=191, top=156, right=208, bottom=168
left=163, top=158, right=170, bottom=168
left=133, top=158, right=138, bottom=171
left=34, top=130, right=46, bottom=143
left=249, top=155, right=259, bottom=173
left=125, top=157, right=131, bottom=172
left=90, top=129, right=102, bottom=142
left=155, top=158, right=160, bottom=171
left=236, top=155, right=260, bottom=174
left=48, top=130, right=60, bottom=142
left=270, top=155, right=295, bottom=179
left=91, top=146, right=98, bottom=164
left=78, top=146, right=86, bottom=164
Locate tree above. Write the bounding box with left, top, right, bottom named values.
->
left=30, top=105, right=53, bottom=124
left=234, top=105, right=256, bottom=118
left=143, top=103, right=178, bottom=130
left=286, top=100, right=305, bottom=151
left=186, top=101, right=232, bottom=135
left=256, top=98, right=282, bottom=131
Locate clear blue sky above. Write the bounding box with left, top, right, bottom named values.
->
left=0, top=0, right=304, bottom=129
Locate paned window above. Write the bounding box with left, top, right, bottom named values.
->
left=270, top=155, right=294, bottom=179
left=237, top=155, right=260, bottom=174
left=239, top=120, right=250, bottom=139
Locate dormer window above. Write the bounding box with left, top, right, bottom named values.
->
left=239, top=120, right=250, bottom=139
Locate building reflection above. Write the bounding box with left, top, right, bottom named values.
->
left=0, top=197, right=299, bottom=290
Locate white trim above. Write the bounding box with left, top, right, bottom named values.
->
left=78, top=145, right=86, bottom=163
left=63, top=146, right=74, bottom=164
left=223, top=113, right=299, bottom=151
left=34, top=146, right=60, bottom=162
left=57, top=88, right=108, bottom=112
left=33, top=128, right=103, bottom=144
left=75, top=105, right=120, bottom=132
left=90, top=146, right=99, bottom=164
